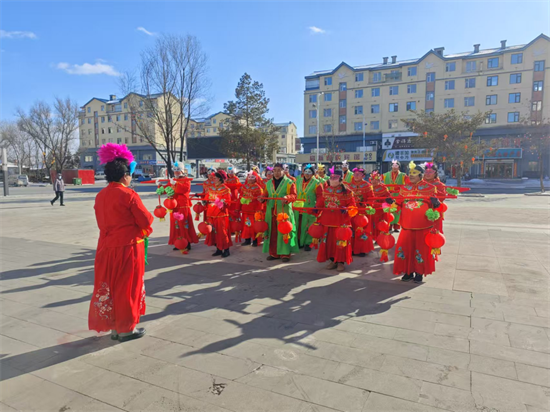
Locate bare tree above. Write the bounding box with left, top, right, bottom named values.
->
left=16, top=97, right=79, bottom=181
left=0, top=121, right=33, bottom=174
left=119, top=34, right=210, bottom=178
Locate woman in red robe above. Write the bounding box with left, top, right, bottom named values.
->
left=315, top=169, right=356, bottom=272
left=389, top=162, right=440, bottom=283
left=224, top=165, right=242, bottom=233
left=89, top=144, right=153, bottom=342
left=168, top=163, right=199, bottom=252
left=369, top=171, right=391, bottom=241
left=239, top=171, right=264, bottom=247
left=424, top=162, right=446, bottom=234
left=205, top=170, right=233, bottom=257
left=348, top=168, right=375, bottom=257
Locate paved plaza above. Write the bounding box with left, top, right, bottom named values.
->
left=0, top=192, right=549, bottom=412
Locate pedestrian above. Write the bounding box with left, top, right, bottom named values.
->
left=89, top=143, right=154, bottom=342
left=51, top=174, right=65, bottom=206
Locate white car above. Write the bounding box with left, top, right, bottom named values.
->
left=8, top=175, right=29, bottom=187
left=95, top=171, right=106, bottom=180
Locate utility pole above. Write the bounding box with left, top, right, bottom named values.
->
left=362, top=112, right=367, bottom=168
left=315, top=92, right=324, bottom=162
left=2, top=147, right=9, bottom=196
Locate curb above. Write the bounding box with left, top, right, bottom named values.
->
left=524, top=192, right=550, bottom=196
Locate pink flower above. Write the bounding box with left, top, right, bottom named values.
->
left=173, top=212, right=184, bottom=221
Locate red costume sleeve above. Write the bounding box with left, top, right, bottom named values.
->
left=285, top=183, right=297, bottom=203
left=130, top=192, right=154, bottom=237
left=315, top=185, right=325, bottom=208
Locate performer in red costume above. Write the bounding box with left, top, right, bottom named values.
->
left=239, top=171, right=264, bottom=247
left=388, top=161, right=440, bottom=283
left=205, top=170, right=233, bottom=258
left=263, top=166, right=274, bottom=186
left=369, top=171, right=391, bottom=240
left=315, top=169, right=357, bottom=272
left=168, top=163, right=198, bottom=252
left=348, top=168, right=375, bottom=257
left=89, top=143, right=153, bottom=342
left=284, top=164, right=296, bottom=182
left=224, top=164, right=242, bottom=230
left=424, top=162, right=446, bottom=234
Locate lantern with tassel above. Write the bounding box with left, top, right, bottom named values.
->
left=425, top=229, right=446, bottom=261
left=307, top=223, right=325, bottom=249
left=154, top=205, right=167, bottom=222
left=377, top=219, right=390, bottom=233
left=164, top=197, right=177, bottom=213
left=278, top=221, right=293, bottom=244
left=335, top=226, right=352, bottom=248
left=352, top=215, right=369, bottom=233
left=254, top=220, right=268, bottom=239
left=174, top=237, right=189, bottom=254
left=197, top=222, right=212, bottom=239
left=376, top=233, right=395, bottom=262
left=193, top=203, right=205, bottom=220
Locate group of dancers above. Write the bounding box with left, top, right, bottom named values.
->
left=88, top=143, right=449, bottom=342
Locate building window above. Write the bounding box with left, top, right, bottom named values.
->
left=466, top=61, right=476, bottom=72
left=508, top=93, right=521, bottom=103
left=339, top=82, right=347, bottom=91
left=117, top=127, right=122, bottom=133
left=354, top=122, right=363, bottom=131
left=108, top=116, right=112, bottom=122
left=101, top=116, right=106, bottom=123
left=124, top=102, right=128, bottom=109
left=373, top=72, right=381, bottom=82
left=511, top=53, right=523, bottom=64
left=139, top=101, right=144, bottom=107
left=389, top=103, right=398, bottom=112
left=446, top=62, right=456, bottom=72
left=533, top=81, right=543, bottom=91
left=81, top=119, right=85, bottom=125
left=426, top=92, right=434, bottom=101
left=355, top=73, right=364, bottom=82
left=324, top=77, right=332, bottom=86
left=207, top=128, right=210, bottom=133
left=306, top=79, right=320, bottom=90
left=88, top=129, right=92, bottom=135
left=371, top=104, right=380, bottom=114
left=324, top=93, right=332, bottom=101
left=486, top=95, right=498, bottom=105
left=85, top=156, right=93, bottom=162
left=370, top=121, right=379, bottom=130
left=87, top=118, right=91, bottom=124
left=116, top=115, right=120, bottom=121
left=532, top=101, right=542, bottom=112
left=323, top=108, right=332, bottom=117
left=117, top=138, right=122, bottom=144
left=309, top=125, right=317, bottom=134
left=444, top=98, right=454, bottom=108
left=464, top=97, right=475, bottom=107
left=464, top=78, right=476, bottom=89
left=87, top=107, right=91, bottom=113
left=388, top=120, right=398, bottom=129
left=426, top=72, right=435, bottom=82
left=445, top=80, right=455, bottom=90
left=354, top=106, right=363, bottom=115
left=355, top=89, right=363, bottom=98
left=487, top=76, right=498, bottom=86
left=213, top=119, right=217, bottom=124
left=309, top=110, right=317, bottom=119
left=487, top=57, right=499, bottom=68
left=389, top=86, right=398, bottom=95
left=407, top=67, right=417, bottom=76
left=323, top=124, right=332, bottom=133
left=507, top=112, right=520, bottom=123
left=426, top=108, right=434, bottom=114
left=406, top=101, right=416, bottom=111
left=339, top=99, right=347, bottom=108
left=371, top=88, right=380, bottom=97
left=510, top=73, right=522, bottom=84
left=339, top=115, right=346, bottom=124
left=485, top=113, right=497, bottom=124
left=407, top=84, right=416, bottom=94
left=309, top=94, right=317, bottom=103
left=100, top=105, right=105, bottom=112
left=534, top=60, right=545, bottom=71
left=101, top=128, right=105, bottom=134
left=108, top=127, right=112, bottom=133
left=124, top=114, right=128, bottom=121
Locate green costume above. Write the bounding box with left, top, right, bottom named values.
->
left=293, top=175, right=319, bottom=247
left=383, top=170, right=407, bottom=225
left=343, top=170, right=353, bottom=184
left=262, top=176, right=299, bottom=256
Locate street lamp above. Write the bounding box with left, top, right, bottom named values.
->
left=362, top=113, right=368, bottom=168
left=314, top=92, right=324, bottom=163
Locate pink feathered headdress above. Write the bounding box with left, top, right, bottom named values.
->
left=97, top=143, right=135, bottom=165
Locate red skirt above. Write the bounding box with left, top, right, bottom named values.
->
left=317, top=226, right=352, bottom=265
left=205, top=215, right=233, bottom=250
left=393, top=228, right=436, bottom=276
left=352, top=224, right=374, bottom=254
left=241, top=212, right=263, bottom=244
left=89, top=242, right=146, bottom=333
left=169, top=207, right=199, bottom=245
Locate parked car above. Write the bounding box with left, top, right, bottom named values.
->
left=236, top=170, right=247, bottom=178
left=137, top=174, right=151, bottom=182
left=8, top=174, right=29, bottom=187
left=95, top=171, right=106, bottom=180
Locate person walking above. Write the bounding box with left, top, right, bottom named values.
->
left=51, top=174, right=65, bottom=206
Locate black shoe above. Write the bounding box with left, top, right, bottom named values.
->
left=187, top=244, right=191, bottom=251
left=212, top=249, right=222, bottom=256
left=401, top=274, right=414, bottom=282
left=242, top=239, right=252, bottom=246
left=282, top=257, right=290, bottom=263
left=173, top=247, right=179, bottom=251
left=414, top=273, right=423, bottom=283
left=118, top=328, right=146, bottom=343
left=50, top=200, right=54, bottom=206
left=252, top=239, right=258, bottom=247
left=60, top=204, right=65, bottom=206
left=266, top=256, right=280, bottom=261
left=110, top=334, right=118, bottom=340
left=304, top=245, right=311, bottom=252
left=393, top=229, right=399, bottom=233
left=222, top=249, right=230, bottom=258
left=358, top=253, right=366, bottom=257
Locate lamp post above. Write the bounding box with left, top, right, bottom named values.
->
left=315, top=92, right=324, bottom=162
left=362, top=113, right=367, bottom=168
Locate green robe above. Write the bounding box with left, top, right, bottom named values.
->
left=262, top=176, right=299, bottom=255
left=383, top=171, right=406, bottom=225
left=343, top=170, right=353, bottom=184
left=293, top=176, right=319, bottom=247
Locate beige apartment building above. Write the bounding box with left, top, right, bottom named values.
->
left=302, top=34, right=549, bottom=177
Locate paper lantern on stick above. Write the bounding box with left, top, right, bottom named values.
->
left=307, top=223, right=324, bottom=249
left=154, top=205, right=167, bottom=222
left=426, top=229, right=446, bottom=261
left=376, top=233, right=395, bottom=262
left=193, top=203, right=204, bottom=220
left=278, top=221, right=293, bottom=244
left=163, top=197, right=177, bottom=213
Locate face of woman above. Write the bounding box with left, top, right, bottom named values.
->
left=273, top=167, right=283, bottom=179
left=424, top=169, right=436, bottom=180
left=247, top=175, right=256, bottom=184
left=353, top=171, right=364, bottom=181
left=371, top=179, right=380, bottom=187
left=121, top=173, right=132, bottom=187
left=213, top=175, right=221, bottom=185
left=392, top=163, right=400, bottom=172
left=409, top=173, right=421, bottom=184
left=318, top=170, right=325, bottom=177
left=304, top=170, right=313, bottom=180
left=329, top=175, right=340, bottom=187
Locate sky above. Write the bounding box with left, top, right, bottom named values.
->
left=1, top=0, right=548, bottom=136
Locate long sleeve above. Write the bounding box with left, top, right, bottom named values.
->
left=130, top=192, right=154, bottom=237
left=315, top=185, right=325, bottom=209
left=285, top=183, right=297, bottom=203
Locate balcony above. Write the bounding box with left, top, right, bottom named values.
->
left=384, top=72, right=402, bottom=82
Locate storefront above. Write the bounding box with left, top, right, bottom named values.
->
left=296, top=151, right=378, bottom=172
left=480, top=148, right=522, bottom=178
left=382, top=148, right=435, bottom=172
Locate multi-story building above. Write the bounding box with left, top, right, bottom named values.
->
left=272, top=121, right=298, bottom=164
left=79, top=93, right=180, bottom=174
left=302, top=34, right=549, bottom=178
left=188, top=112, right=231, bottom=138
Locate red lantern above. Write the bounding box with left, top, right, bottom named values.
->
left=437, top=202, right=448, bottom=214
left=425, top=229, right=446, bottom=260
left=154, top=205, right=167, bottom=221
left=231, top=219, right=242, bottom=243
left=377, top=219, right=390, bottom=233
left=198, top=222, right=212, bottom=235
left=278, top=220, right=293, bottom=244
left=174, top=237, right=189, bottom=254
left=193, top=203, right=205, bottom=220
left=335, top=226, right=352, bottom=248
left=383, top=212, right=394, bottom=223
left=254, top=220, right=268, bottom=234
left=164, top=197, right=177, bottom=213
left=352, top=215, right=369, bottom=231
left=376, top=233, right=396, bottom=262
left=307, top=223, right=325, bottom=249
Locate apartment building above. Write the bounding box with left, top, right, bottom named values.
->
left=302, top=34, right=549, bottom=177
left=272, top=121, right=298, bottom=163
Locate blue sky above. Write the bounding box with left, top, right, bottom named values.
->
left=1, top=1, right=548, bottom=136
